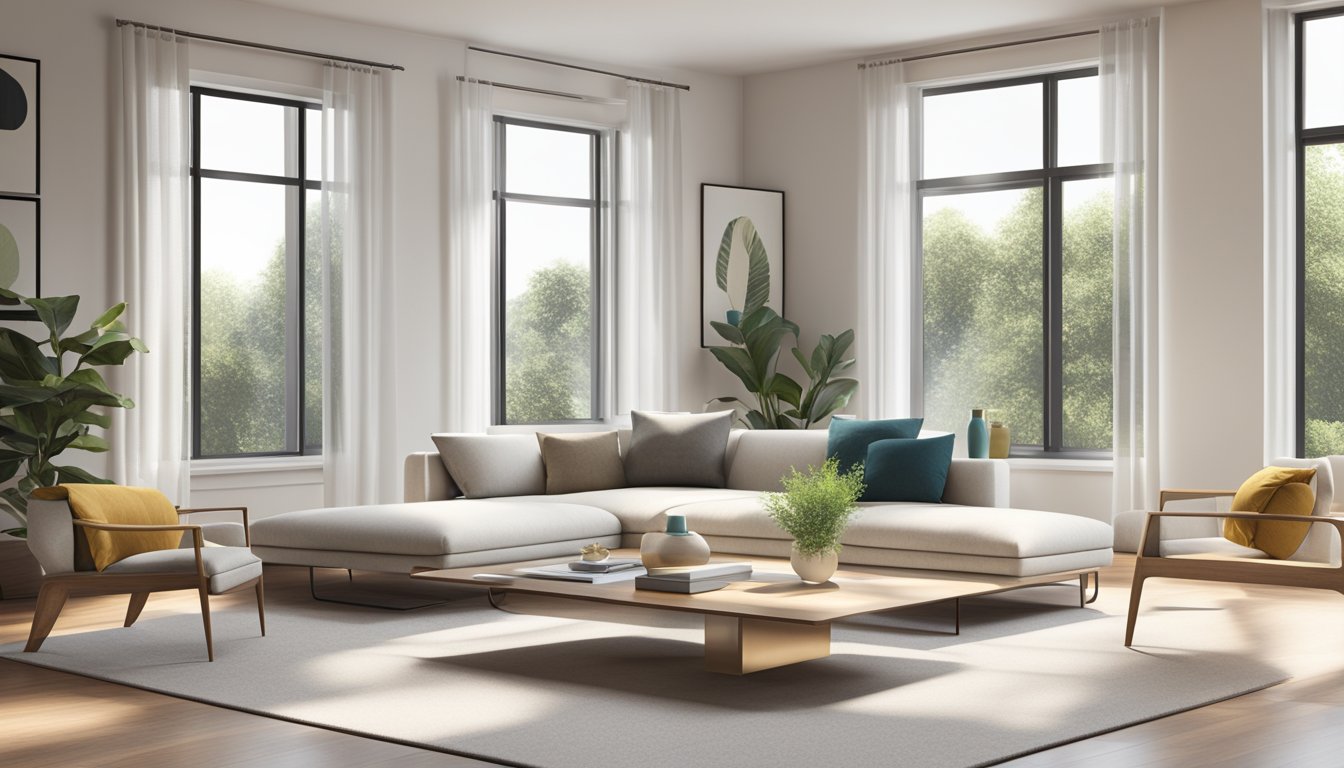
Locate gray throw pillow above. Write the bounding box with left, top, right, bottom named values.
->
left=537, top=431, right=626, bottom=494
left=623, top=411, right=733, bottom=488
left=430, top=434, right=546, bottom=498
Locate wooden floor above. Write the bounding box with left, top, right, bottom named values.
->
left=2, top=556, right=1342, bottom=768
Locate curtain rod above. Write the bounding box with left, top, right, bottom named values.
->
left=468, top=46, right=690, bottom=91
left=858, top=29, right=1098, bottom=70
left=455, top=75, right=625, bottom=105
left=115, top=18, right=405, bottom=72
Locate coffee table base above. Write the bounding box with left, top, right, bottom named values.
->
left=703, top=614, right=831, bottom=674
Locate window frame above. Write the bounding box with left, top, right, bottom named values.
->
left=189, top=86, right=321, bottom=460
left=1295, top=7, right=1344, bottom=457
left=914, top=67, right=1112, bottom=458
left=491, top=115, right=604, bottom=426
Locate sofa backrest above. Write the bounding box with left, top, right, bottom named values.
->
left=408, top=428, right=1010, bottom=508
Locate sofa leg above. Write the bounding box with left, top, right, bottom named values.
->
left=25, top=582, right=69, bottom=652
left=307, top=567, right=450, bottom=611
left=125, top=592, right=151, bottom=627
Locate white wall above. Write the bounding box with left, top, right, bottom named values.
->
left=741, top=0, right=1268, bottom=542
left=0, top=0, right=743, bottom=520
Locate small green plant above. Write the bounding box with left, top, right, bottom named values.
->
left=0, top=288, right=147, bottom=537
left=762, top=457, right=865, bottom=556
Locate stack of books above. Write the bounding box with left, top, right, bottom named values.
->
left=635, top=562, right=753, bottom=594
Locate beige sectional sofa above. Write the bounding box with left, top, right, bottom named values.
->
left=251, top=429, right=1113, bottom=578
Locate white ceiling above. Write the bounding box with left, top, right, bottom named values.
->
left=246, top=0, right=1187, bottom=76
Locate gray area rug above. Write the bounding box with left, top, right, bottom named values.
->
left=0, top=574, right=1296, bottom=768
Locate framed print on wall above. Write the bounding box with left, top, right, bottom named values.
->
left=0, top=54, right=39, bottom=196
left=0, top=195, right=39, bottom=319
left=700, top=183, right=785, bottom=347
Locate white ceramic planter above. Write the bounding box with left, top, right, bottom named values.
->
left=790, top=548, right=839, bottom=584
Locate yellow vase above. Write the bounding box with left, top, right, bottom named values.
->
left=989, top=421, right=1011, bottom=459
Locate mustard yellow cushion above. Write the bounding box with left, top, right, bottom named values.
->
left=59, top=484, right=182, bottom=571
left=1222, top=466, right=1316, bottom=555
left=1254, top=483, right=1315, bottom=559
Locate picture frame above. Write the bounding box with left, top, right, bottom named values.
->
left=0, top=194, right=39, bottom=320
left=0, top=53, right=39, bottom=196
left=700, top=183, right=785, bottom=347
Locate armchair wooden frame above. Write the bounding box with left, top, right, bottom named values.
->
left=25, top=506, right=265, bottom=662
left=1125, top=504, right=1344, bottom=647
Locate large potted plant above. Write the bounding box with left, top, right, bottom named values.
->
left=0, top=289, right=146, bottom=544
left=762, top=457, right=865, bottom=583
left=706, top=306, right=859, bottom=429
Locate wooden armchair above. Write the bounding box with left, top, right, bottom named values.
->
left=1125, top=456, right=1343, bottom=647
left=25, top=495, right=265, bottom=661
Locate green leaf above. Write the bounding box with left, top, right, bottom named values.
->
left=25, top=295, right=80, bottom=339
left=737, top=217, right=772, bottom=317
left=805, top=378, right=860, bottom=427
left=714, top=217, right=738, bottom=295
left=791, top=347, right=814, bottom=379
left=73, top=409, right=112, bottom=429
left=710, top=320, right=745, bottom=345
left=67, top=433, right=110, bottom=452
left=769, top=374, right=803, bottom=410
left=707, top=346, right=760, bottom=393
left=91, top=302, right=127, bottom=330
left=0, top=328, right=57, bottom=381
left=79, top=336, right=149, bottom=367
left=0, top=286, right=19, bottom=305
left=744, top=410, right=773, bottom=429
left=54, top=464, right=111, bottom=485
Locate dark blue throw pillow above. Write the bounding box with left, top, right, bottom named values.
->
left=827, top=417, right=924, bottom=474
left=862, top=434, right=956, bottom=503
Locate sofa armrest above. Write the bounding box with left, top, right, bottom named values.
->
left=405, top=451, right=461, bottom=502
left=943, top=459, right=1010, bottom=508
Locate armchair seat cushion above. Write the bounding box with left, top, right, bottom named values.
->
left=103, top=546, right=263, bottom=593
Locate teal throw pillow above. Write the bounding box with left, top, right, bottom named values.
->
left=862, top=434, right=956, bottom=503
left=827, top=417, right=924, bottom=474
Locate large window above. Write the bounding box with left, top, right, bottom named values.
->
left=1298, top=10, right=1344, bottom=456
left=493, top=118, right=602, bottom=424
left=918, top=70, right=1112, bottom=455
left=190, top=88, right=322, bottom=458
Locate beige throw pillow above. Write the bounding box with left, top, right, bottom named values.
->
left=431, top=434, right=546, bottom=498
left=536, top=432, right=626, bottom=494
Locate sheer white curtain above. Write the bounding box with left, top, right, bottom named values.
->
left=111, top=25, right=191, bottom=504
left=857, top=61, right=914, bottom=419
left=1264, top=6, right=1296, bottom=462
left=320, top=64, right=398, bottom=506
left=444, top=79, right=494, bottom=432
left=1104, top=18, right=1162, bottom=550
left=617, top=83, right=682, bottom=413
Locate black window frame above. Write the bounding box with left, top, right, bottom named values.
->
left=1295, top=8, right=1344, bottom=458
left=189, top=86, right=322, bottom=459
left=492, top=116, right=604, bottom=426
left=916, top=67, right=1112, bottom=458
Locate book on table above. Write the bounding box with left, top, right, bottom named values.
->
left=634, top=576, right=734, bottom=594
left=644, top=562, right=752, bottom=581
left=567, top=558, right=643, bottom=573
left=514, top=562, right=646, bottom=583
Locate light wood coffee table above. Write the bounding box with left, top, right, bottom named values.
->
left=413, top=551, right=1097, bottom=675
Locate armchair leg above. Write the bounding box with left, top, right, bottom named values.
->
left=255, top=576, right=266, bottom=637
left=198, top=586, right=214, bottom=662
left=1125, top=574, right=1147, bottom=647
left=125, top=592, right=151, bottom=627
left=25, top=582, right=70, bottom=653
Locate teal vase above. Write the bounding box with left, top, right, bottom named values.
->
left=967, top=408, right=989, bottom=459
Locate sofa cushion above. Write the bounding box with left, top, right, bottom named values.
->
left=726, top=429, right=829, bottom=491
left=431, top=434, right=546, bottom=498
left=827, top=417, right=923, bottom=473
left=537, top=431, right=626, bottom=494
left=623, top=410, right=733, bottom=488
left=508, top=487, right=763, bottom=534
left=863, top=434, right=955, bottom=503
left=670, top=496, right=1113, bottom=559
left=250, top=500, right=620, bottom=556
left=103, top=546, right=262, bottom=593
